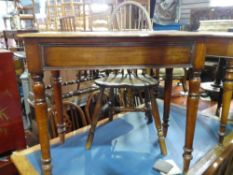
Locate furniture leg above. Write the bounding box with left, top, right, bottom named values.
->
left=76, top=71, right=81, bottom=90
left=127, top=88, right=134, bottom=107
left=109, top=88, right=114, bottom=121
left=149, top=88, right=167, bottom=155
left=144, top=87, right=152, bottom=124
left=181, top=68, right=188, bottom=92
left=215, top=87, right=223, bottom=116
left=219, top=60, right=233, bottom=144
left=51, top=70, right=65, bottom=143
left=183, top=71, right=201, bottom=173
left=86, top=87, right=105, bottom=149
left=32, top=74, right=52, bottom=175
left=163, top=68, right=173, bottom=137
left=118, top=88, right=126, bottom=106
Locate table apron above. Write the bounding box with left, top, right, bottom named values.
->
left=40, top=44, right=193, bottom=69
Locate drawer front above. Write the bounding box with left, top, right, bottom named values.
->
left=41, top=42, right=194, bottom=70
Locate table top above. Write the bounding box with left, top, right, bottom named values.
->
left=18, top=31, right=233, bottom=39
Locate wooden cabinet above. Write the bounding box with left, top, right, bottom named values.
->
left=0, top=50, right=26, bottom=154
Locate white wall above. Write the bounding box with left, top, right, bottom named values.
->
left=180, top=0, right=210, bottom=24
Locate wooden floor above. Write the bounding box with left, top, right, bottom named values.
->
left=1, top=80, right=233, bottom=175
left=170, top=81, right=233, bottom=119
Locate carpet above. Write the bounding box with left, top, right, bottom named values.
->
left=23, top=101, right=233, bottom=175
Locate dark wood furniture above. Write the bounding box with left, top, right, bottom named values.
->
left=0, top=50, right=26, bottom=154
left=48, top=101, right=87, bottom=138
left=84, top=90, right=109, bottom=124
left=19, top=31, right=206, bottom=174
left=86, top=73, right=167, bottom=156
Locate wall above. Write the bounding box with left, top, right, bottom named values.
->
left=180, top=0, right=210, bottom=24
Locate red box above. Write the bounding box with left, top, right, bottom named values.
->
left=0, top=50, right=26, bottom=153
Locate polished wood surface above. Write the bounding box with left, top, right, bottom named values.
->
left=19, top=31, right=223, bottom=174
left=18, top=30, right=233, bottom=38
left=31, top=74, right=51, bottom=175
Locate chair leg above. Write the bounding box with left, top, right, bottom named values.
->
left=148, top=88, right=167, bottom=156
left=127, top=88, right=134, bottom=107
left=215, top=87, right=223, bottom=116
left=108, top=88, right=114, bottom=121
left=181, top=78, right=188, bottom=92
left=144, top=88, right=152, bottom=124
left=86, top=87, right=105, bottom=150
left=182, top=68, right=188, bottom=92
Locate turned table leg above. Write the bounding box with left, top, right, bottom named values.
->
left=32, top=74, right=52, bottom=175
left=219, top=60, right=233, bottom=144
left=183, top=71, right=201, bottom=173
left=51, top=70, right=65, bottom=143
left=163, top=68, right=173, bottom=137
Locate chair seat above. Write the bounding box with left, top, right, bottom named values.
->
left=95, top=74, right=158, bottom=88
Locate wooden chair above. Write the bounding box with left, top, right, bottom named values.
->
left=85, top=1, right=167, bottom=156
left=61, top=2, right=86, bottom=31
left=27, top=98, right=87, bottom=138
left=47, top=101, right=87, bottom=138
left=60, top=16, right=76, bottom=31
left=116, top=0, right=151, bottom=19
left=84, top=90, right=109, bottom=124
left=110, top=0, right=152, bottom=30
